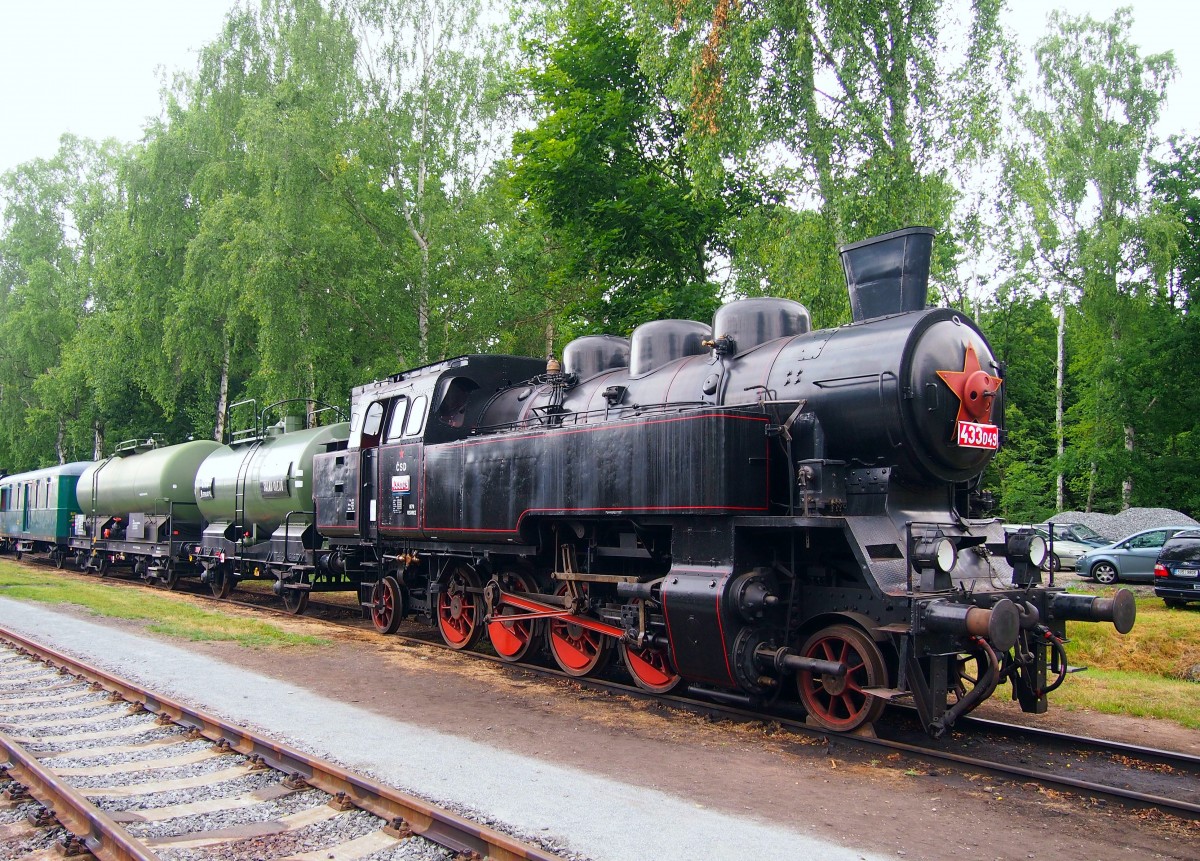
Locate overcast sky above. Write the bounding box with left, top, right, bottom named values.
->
left=0, top=0, right=1196, bottom=177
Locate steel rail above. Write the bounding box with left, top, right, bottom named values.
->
left=17, top=559, right=1200, bottom=820
left=0, top=728, right=159, bottom=861
left=954, top=713, right=1200, bottom=771
left=0, top=624, right=565, bottom=861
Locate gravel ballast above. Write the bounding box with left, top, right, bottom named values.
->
left=0, top=599, right=884, bottom=861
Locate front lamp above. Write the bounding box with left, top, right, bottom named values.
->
left=1006, top=530, right=1048, bottom=568
left=913, top=535, right=958, bottom=575
left=1006, top=528, right=1048, bottom=585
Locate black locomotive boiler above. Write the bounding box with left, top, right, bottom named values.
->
left=313, top=226, right=1135, bottom=736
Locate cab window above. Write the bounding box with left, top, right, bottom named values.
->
left=384, top=396, right=410, bottom=443
left=403, top=395, right=428, bottom=438
left=359, top=400, right=387, bottom=449
left=435, top=377, right=479, bottom=429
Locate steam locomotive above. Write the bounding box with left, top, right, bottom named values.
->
left=0, top=226, right=1134, bottom=736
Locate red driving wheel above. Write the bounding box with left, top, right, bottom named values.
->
left=487, top=570, right=540, bottom=662
left=547, top=583, right=611, bottom=677
left=371, top=575, right=404, bottom=635
left=437, top=564, right=483, bottom=650
left=796, top=624, right=886, bottom=732
left=619, top=641, right=681, bottom=693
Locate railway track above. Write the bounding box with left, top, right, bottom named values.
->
left=10, top=558, right=1200, bottom=823
left=0, top=624, right=566, bottom=861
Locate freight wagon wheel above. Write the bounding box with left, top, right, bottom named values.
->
left=280, top=583, right=310, bottom=615
left=75, top=552, right=88, bottom=571
left=487, top=570, right=541, bottom=662
left=797, top=624, right=886, bottom=733
left=437, top=564, right=483, bottom=650
left=208, top=563, right=234, bottom=599
left=370, top=576, right=405, bottom=635
left=547, top=583, right=611, bottom=677
left=52, top=550, right=65, bottom=570
left=162, top=561, right=181, bottom=590
left=618, top=641, right=681, bottom=693
left=94, top=554, right=110, bottom=577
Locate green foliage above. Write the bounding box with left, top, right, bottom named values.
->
left=510, top=0, right=725, bottom=335
left=1003, top=7, right=1183, bottom=513
left=630, top=0, right=1012, bottom=323
left=1149, top=134, right=1200, bottom=307
left=975, top=285, right=1058, bottom=521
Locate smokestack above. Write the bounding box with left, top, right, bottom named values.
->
left=839, top=226, right=935, bottom=323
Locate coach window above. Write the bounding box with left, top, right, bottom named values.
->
left=1, top=487, right=8, bottom=511
left=403, top=395, right=428, bottom=438
left=384, top=396, right=410, bottom=443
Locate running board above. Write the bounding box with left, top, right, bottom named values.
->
left=860, top=687, right=913, bottom=701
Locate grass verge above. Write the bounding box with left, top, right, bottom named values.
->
left=0, top=561, right=326, bottom=648
left=1059, top=592, right=1200, bottom=728
left=1048, top=668, right=1200, bottom=728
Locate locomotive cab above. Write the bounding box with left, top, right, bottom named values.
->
left=314, top=355, right=548, bottom=542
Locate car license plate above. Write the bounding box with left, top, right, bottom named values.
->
left=956, top=421, right=999, bottom=450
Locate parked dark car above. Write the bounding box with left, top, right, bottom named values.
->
left=1075, top=526, right=1196, bottom=584
left=1154, top=529, right=1200, bottom=608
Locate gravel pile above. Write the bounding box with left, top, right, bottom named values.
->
left=1051, top=507, right=1199, bottom=541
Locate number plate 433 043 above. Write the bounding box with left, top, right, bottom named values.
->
left=956, top=421, right=999, bottom=450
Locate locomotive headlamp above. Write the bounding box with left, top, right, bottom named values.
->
left=1006, top=529, right=1048, bottom=586
left=1006, top=530, right=1048, bottom=569
left=913, top=534, right=958, bottom=575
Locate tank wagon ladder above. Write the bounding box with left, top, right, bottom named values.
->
left=82, top=454, right=116, bottom=574
left=227, top=398, right=265, bottom=551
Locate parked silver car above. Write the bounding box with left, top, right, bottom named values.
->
left=1039, top=521, right=1109, bottom=547
left=1075, top=526, right=1196, bottom=584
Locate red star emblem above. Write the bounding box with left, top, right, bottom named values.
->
left=937, top=344, right=1003, bottom=424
